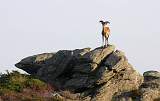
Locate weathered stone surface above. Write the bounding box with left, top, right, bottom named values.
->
left=143, top=71, right=160, bottom=79
left=73, top=63, right=98, bottom=73
left=72, top=45, right=115, bottom=73
left=37, top=50, right=73, bottom=81
left=15, top=53, right=55, bottom=74
left=91, top=65, right=143, bottom=101
left=112, top=71, right=160, bottom=101
left=36, top=48, right=91, bottom=85
left=82, top=45, right=115, bottom=64
left=95, top=50, right=128, bottom=85
left=139, top=71, right=160, bottom=101
left=15, top=45, right=160, bottom=101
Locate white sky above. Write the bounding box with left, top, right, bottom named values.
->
left=0, top=0, right=159, bottom=74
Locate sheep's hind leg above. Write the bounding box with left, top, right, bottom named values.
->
left=104, top=38, right=107, bottom=48
left=102, top=36, right=105, bottom=48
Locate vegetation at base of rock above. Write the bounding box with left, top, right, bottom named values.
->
left=0, top=70, right=47, bottom=93
left=0, top=70, right=62, bottom=101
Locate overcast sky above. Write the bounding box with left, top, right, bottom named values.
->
left=0, top=0, right=159, bottom=74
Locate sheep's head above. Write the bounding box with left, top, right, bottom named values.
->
left=99, top=20, right=110, bottom=25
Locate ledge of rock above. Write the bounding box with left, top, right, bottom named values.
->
left=15, top=45, right=160, bottom=101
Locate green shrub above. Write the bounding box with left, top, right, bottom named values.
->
left=0, top=71, right=25, bottom=92
left=0, top=70, right=54, bottom=101
left=25, top=78, right=46, bottom=90
left=0, top=88, right=12, bottom=95
left=0, top=70, right=47, bottom=92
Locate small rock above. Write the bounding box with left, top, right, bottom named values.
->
left=143, top=70, right=160, bottom=78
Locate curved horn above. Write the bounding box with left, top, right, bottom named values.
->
left=99, top=20, right=104, bottom=23
left=105, top=21, right=110, bottom=24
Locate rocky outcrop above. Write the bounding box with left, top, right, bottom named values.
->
left=15, top=45, right=160, bottom=101
left=112, top=71, right=160, bottom=101
left=139, top=71, right=160, bottom=101
left=15, top=53, right=55, bottom=74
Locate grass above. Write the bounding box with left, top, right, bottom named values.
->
left=0, top=70, right=48, bottom=93
left=0, top=70, right=62, bottom=101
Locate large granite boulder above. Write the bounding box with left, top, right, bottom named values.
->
left=15, top=45, right=159, bottom=101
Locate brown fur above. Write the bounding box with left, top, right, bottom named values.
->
left=101, top=26, right=110, bottom=47
left=103, top=26, right=110, bottom=38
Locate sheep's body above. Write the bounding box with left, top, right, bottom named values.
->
left=100, top=20, right=110, bottom=47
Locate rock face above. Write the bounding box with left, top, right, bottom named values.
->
left=139, top=71, right=160, bottom=101
left=15, top=45, right=160, bottom=101
left=112, top=71, right=160, bottom=101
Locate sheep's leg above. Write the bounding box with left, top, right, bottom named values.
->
left=106, top=36, right=109, bottom=47
left=104, top=37, right=109, bottom=47
left=107, top=35, right=110, bottom=45
left=104, top=37, right=107, bottom=47
left=102, top=35, right=104, bottom=47
left=106, top=37, right=108, bottom=46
